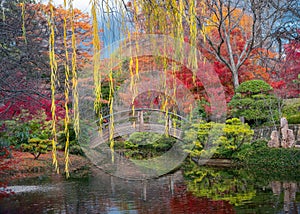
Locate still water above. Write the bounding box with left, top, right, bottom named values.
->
left=1, top=166, right=300, bottom=214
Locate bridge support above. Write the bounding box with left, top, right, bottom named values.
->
left=138, top=111, right=144, bottom=132
left=165, top=115, right=172, bottom=136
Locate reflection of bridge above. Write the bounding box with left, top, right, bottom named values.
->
left=90, top=108, right=188, bottom=148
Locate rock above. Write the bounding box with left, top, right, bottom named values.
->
left=281, top=118, right=288, bottom=147
left=271, top=181, right=281, bottom=195
left=280, top=117, right=289, bottom=129
left=286, top=129, right=295, bottom=148
left=266, top=118, right=296, bottom=148
left=281, top=128, right=295, bottom=148
left=268, top=130, right=280, bottom=148
left=280, top=117, right=295, bottom=148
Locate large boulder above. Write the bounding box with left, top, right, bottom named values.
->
left=268, top=130, right=280, bottom=148
left=280, top=117, right=295, bottom=148
left=267, top=117, right=296, bottom=148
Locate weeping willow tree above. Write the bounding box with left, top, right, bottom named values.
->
left=51, top=0, right=206, bottom=176
left=18, top=0, right=91, bottom=177
left=46, top=0, right=80, bottom=177
left=20, top=0, right=218, bottom=176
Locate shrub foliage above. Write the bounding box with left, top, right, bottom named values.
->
left=229, top=80, right=280, bottom=126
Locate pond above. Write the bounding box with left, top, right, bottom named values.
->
left=0, top=165, right=300, bottom=214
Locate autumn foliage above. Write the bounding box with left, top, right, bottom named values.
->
left=271, top=32, right=300, bottom=98
left=0, top=2, right=93, bottom=120
left=0, top=147, right=15, bottom=198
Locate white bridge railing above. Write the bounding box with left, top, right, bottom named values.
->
left=90, top=108, right=189, bottom=148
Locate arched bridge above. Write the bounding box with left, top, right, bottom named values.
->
left=90, top=108, right=189, bottom=148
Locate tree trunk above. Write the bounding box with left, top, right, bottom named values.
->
left=33, top=152, right=41, bottom=160
left=232, top=71, right=240, bottom=90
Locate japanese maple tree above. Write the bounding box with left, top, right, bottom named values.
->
left=271, top=31, right=300, bottom=98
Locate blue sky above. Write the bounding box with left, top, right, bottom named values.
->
left=43, top=0, right=126, bottom=57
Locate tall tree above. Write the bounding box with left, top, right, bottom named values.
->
left=196, top=0, right=286, bottom=90
left=124, top=0, right=293, bottom=91
left=0, top=1, right=93, bottom=119
left=271, top=30, right=300, bottom=98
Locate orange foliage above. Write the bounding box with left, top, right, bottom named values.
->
left=205, top=7, right=253, bottom=35
left=26, top=3, right=93, bottom=69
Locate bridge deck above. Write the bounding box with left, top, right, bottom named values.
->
left=90, top=123, right=183, bottom=148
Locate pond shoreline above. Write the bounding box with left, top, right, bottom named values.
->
left=3, top=147, right=300, bottom=184
left=1, top=150, right=92, bottom=184
left=3, top=150, right=235, bottom=184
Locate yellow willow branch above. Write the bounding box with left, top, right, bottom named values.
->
left=63, top=0, right=71, bottom=179
left=134, top=35, right=139, bottom=80
left=48, top=0, right=59, bottom=173
left=67, top=0, right=80, bottom=178
left=199, top=1, right=207, bottom=44
left=127, top=33, right=136, bottom=116
left=108, top=65, right=115, bottom=161
left=91, top=1, right=102, bottom=127
left=171, top=61, right=177, bottom=108
left=133, top=0, right=138, bottom=25
left=129, top=1, right=140, bottom=114
left=70, top=1, right=79, bottom=137
left=21, top=1, right=27, bottom=44
left=177, top=0, right=184, bottom=62
left=129, top=57, right=134, bottom=91
left=188, top=0, right=198, bottom=74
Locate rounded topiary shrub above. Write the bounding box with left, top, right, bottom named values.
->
left=236, top=79, right=273, bottom=94
left=229, top=80, right=280, bottom=127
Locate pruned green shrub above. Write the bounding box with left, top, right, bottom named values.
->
left=21, top=138, right=52, bottom=159
left=185, top=118, right=254, bottom=159
left=236, top=79, right=272, bottom=94
left=4, top=110, right=52, bottom=159
left=229, top=80, right=280, bottom=127
left=215, top=118, right=254, bottom=158
left=114, top=132, right=176, bottom=160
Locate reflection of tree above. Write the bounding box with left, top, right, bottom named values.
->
left=184, top=163, right=256, bottom=206
left=271, top=181, right=298, bottom=213
left=170, top=191, right=235, bottom=214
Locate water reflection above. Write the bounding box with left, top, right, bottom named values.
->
left=0, top=169, right=236, bottom=214
left=1, top=166, right=300, bottom=213
left=184, top=165, right=257, bottom=206
left=184, top=163, right=300, bottom=214
left=271, top=181, right=298, bottom=213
